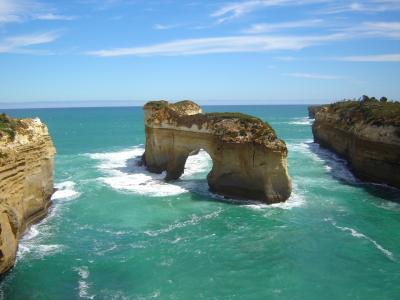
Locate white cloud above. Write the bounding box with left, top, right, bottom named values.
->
left=333, top=21, right=400, bottom=40
left=275, top=56, right=297, bottom=61
left=35, top=13, right=77, bottom=21
left=0, top=0, right=76, bottom=23
left=211, top=0, right=327, bottom=23
left=154, top=24, right=178, bottom=30
left=87, top=33, right=346, bottom=57
left=243, top=19, right=323, bottom=33
left=284, top=72, right=342, bottom=80
left=0, top=32, right=60, bottom=54
left=319, top=0, right=400, bottom=14
left=336, top=54, right=400, bottom=62
left=362, top=22, right=400, bottom=39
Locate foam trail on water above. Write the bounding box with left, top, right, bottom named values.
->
left=74, top=266, right=95, bottom=299
left=325, top=218, right=395, bottom=261
left=144, top=209, right=222, bottom=237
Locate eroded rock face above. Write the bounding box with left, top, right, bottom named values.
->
left=0, top=117, right=55, bottom=274
left=143, top=100, right=292, bottom=203
left=308, top=105, right=321, bottom=118
left=312, top=103, right=400, bottom=188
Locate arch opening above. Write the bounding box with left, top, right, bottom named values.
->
left=181, top=149, right=213, bottom=181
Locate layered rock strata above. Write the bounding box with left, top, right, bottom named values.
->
left=142, top=100, right=292, bottom=203
left=0, top=116, right=55, bottom=274
left=312, top=101, right=400, bottom=188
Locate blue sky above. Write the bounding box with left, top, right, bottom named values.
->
left=0, top=0, right=399, bottom=106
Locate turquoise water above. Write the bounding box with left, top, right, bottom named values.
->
left=1, top=106, right=399, bottom=300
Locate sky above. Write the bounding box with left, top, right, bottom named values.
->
left=0, top=0, right=399, bottom=107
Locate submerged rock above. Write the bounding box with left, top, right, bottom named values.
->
left=142, top=100, right=292, bottom=204
left=311, top=99, right=400, bottom=188
left=0, top=115, right=55, bottom=274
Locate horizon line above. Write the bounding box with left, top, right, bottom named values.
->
left=0, top=99, right=333, bottom=109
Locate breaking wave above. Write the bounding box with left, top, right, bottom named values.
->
left=17, top=180, right=80, bottom=261
left=87, top=146, right=212, bottom=197
left=288, top=140, right=358, bottom=184
left=52, top=181, right=80, bottom=201
left=288, top=117, right=313, bottom=126
left=87, top=145, right=308, bottom=210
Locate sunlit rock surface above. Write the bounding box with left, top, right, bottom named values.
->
left=142, top=100, right=292, bottom=204
left=0, top=116, right=55, bottom=274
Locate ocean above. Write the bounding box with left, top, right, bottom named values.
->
left=1, top=105, right=399, bottom=299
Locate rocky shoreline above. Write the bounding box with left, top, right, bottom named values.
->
left=311, top=98, right=400, bottom=189
left=0, top=115, right=55, bottom=274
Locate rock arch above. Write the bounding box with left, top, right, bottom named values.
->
left=142, top=100, right=291, bottom=204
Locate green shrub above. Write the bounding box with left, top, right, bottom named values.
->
left=0, top=113, right=19, bottom=141
left=327, top=96, right=400, bottom=127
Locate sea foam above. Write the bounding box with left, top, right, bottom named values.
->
left=88, top=146, right=212, bottom=197
left=288, top=140, right=358, bottom=184
left=52, top=181, right=80, bottom=201
left=288, top=117, right=313, bottom=126
left=74, top=266, right=95, bottom=299
left=16, top=180, right=79, bottom=261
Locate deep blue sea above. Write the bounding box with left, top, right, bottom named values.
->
left=1, top=106, right=399, bottom=300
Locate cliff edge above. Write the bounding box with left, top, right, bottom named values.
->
left=311, top=98, right=400, bottom=188
left=0, top=114, right=56, bottom=274
left=143, top=100, right=292, bottom=203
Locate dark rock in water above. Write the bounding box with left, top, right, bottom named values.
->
left=142, top=100, right=292, bottom=204
left=311, top=98, right=400, bottom=189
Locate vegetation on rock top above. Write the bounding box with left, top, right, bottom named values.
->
left=0, top=113, right=21, bottom=141
left=144, top=100, right=169, bottom=110
left=324, top=96, right=400, bottom=127
left=145, top=100, right=279, bottom=144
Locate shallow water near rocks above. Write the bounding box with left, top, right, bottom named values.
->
left=1, top=105, right=399, bottom=300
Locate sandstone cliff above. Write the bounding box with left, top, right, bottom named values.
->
left=143, top=100, right=292, bottom=204
left=312, top=100, right=400, bottom=188
left=0, top=114, right=55, bottom=274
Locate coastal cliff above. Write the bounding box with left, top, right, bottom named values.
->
left=0, top=114, right=55, bottom=274
left=312, top=99, right=400, bottom=188
left=308, top=105, right=321, bottom=118
left=143, top=100, right=291, bottom=204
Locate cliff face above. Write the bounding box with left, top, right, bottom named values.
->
left=0, top=116, right=55, bottom=274
left=143, top=100, right=292, bottom=204
left=312, top=102, right=400, bottom=188
left=308, top=105, right=321, bottom=118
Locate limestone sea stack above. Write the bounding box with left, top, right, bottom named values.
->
left=0, top=114, right=56, bottom=274
left=311, top=98, right=400, bottom=188
left=142, top=100, right=292, bottom=204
